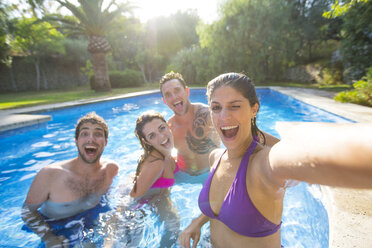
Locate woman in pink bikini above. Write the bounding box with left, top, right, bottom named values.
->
left=179, top=72, right=372, bottom=248
left=130, top=111, right=180, bottom=247
left=130, top=111, right=179, bottom=198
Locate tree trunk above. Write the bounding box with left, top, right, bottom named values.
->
left=34, top=57, right=41, bottom=91
left=9, top=67, right=17, bottom=92
left=148, top=68, right=153, bottom=83
left=42, top=67, right=48, bottom=90
left=136, top=61, right=148, bottom=83
left=91, top=52, right=111, bottom=92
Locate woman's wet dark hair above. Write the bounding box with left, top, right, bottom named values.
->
left=132, top=111, right=167, bottom=193
left=206, top=72, right=265, bottom=144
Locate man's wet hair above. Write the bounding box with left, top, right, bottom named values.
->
left=159, top=72, right=187, bottom=96
left=75, top=112, right=109, bottom=140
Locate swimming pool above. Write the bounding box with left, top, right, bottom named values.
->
left=0, top=88, right=351, bottom=247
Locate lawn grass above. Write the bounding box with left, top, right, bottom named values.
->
left=0, top=83, right=159, bottom=110
left=0, top=82, right=351, bottom=110
left=256, top=81, right=351, bottom=92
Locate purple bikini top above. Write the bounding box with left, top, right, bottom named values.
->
left=198, top=139, right=282, bottom=237
left=151, top=162, right=179, bottom=188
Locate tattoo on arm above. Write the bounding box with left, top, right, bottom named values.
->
left=186, top=131, right=217, bottom=154
left=192, top=107, right=209, bottom=137
left=186, top=106, right=217, bottom=154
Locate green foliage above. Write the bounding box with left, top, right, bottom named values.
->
left=63, top=38, right=89, bottom=63
left=90, top=69, right=143, bottom=89
left=0, top=2, right=10, bottom=64
left=135, top=49, right=165, bottom=83
left=137, top=10, right=201, bottom=81
left=167, top=45, right=216, bottom=84
left=335, top=67, right=372, bottom=106
left=309, top=40, right=340, bottom=61
left=107, top=16, right=143, bottom=70
left=195, top=0, right=335, bottom=82
left=81, top=59, right=94, bottom=78
left=145, top=10, right=200, bottom=59
left=44, top=0, right=134, bottom=92
left=324, top=0, right=372, bottom=81
left=110, top=69, right=143, bottom=88
left=322, top=67, right=343, bottom=85
left=198, top=0, right=289, bottom=81
left=323, top=0, right=369, bottom=18
left=11, top=17, right=65, bottom=57
left=292, top=0, right=335, bottom=61
left=48, top=0, right=133, bottom=37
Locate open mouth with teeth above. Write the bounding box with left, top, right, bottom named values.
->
left=84, top=145, right=98, bottom=156
left=221, top=125, right=239, bottom=139
left=173, top=100, right=183, bottom=112
left=161, top=138, right=172, bottom=148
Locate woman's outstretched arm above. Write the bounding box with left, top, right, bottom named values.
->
left=269, top=122, right=372, bottom=189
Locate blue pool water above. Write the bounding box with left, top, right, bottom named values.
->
left=0, top=88, right=351, bottom=247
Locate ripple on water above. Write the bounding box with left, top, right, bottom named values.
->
left=33, top=151, right=56, bottom=158
left=0, top=176, right=10, bottom=182
left=112, top=103, right=139, bottom=113
left=43, top=133, right=57, bottom=138
left=21, top=159, right=55, bottom=172
left=1, top=169, right=17, bottom=174
left=19, top=173, right=37, bottom=182
left=31, top=141, right=53, bottom=148
left=24, top=159, right=36, bottom=165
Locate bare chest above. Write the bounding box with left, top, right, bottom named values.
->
left=209, top=165, right=238, bottom=214
left=65, top=171, right=107, bottom=197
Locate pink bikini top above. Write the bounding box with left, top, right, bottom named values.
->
left=151, top=162, right=179, bottom=188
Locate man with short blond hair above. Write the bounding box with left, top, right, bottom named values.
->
left=160, top=72, right=220, bottom=175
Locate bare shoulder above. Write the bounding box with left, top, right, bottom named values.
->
left=29, top=160, right=71, bottom=191
left=209, top=148, right=224, bottom=167
left=41, top=160, right=71, bottom=176
left=193, top=103, right=212, bottom=126
left=252, top=147, right=286, bottom=191
left=260, top=131, right=280, bottom=147
left=136, top=156, right=164, bottom=181
left=141, top=156, right=163, bottom=171
left=167, top=115, right=176, bottom=123
left=167, top=115, right=176, bottom=128
left=194, top=103, right=210, bottom=113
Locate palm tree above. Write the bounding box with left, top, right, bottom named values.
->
left=49, top=0, right=133, bottom=91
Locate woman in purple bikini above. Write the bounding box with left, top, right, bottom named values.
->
left=179, top=72, right=372, bottom=248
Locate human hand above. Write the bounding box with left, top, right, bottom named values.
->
left=178, top=222, right=201, bottom=248
left=43, top=232, right=69, bottom=248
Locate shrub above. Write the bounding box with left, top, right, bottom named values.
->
left=89, top=74, right=96, bottom=90
left=321, top=67, right=343, bottom=85
left=109, top=69, right=143, bottom=88
left=89, top=69, right=143, bottom=90
left=334, top=67, right=372, bottom=107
